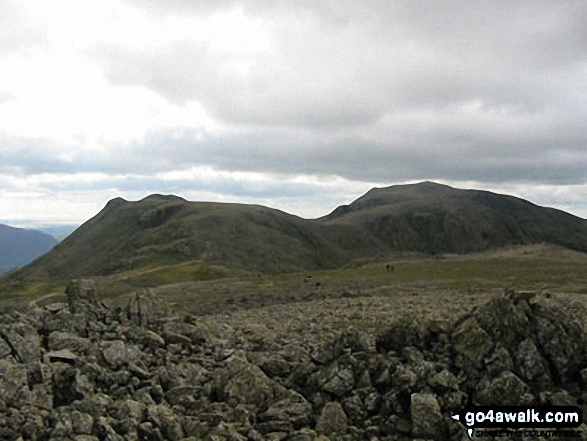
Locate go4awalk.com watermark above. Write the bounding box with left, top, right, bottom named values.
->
left=451, top=405, right=584, bottom=439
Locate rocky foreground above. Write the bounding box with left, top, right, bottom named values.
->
left=0, top=281, right=586, bottom=440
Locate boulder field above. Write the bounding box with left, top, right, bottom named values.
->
left=0, top=281, right=586, bottom=440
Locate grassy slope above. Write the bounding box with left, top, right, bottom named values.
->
left=5, top=243, right=587, bottom=311
left=2, top=182, right=586, bottom=297
left=148, top=244, right=587, bottom=315
left=321, top=182, right=587, bottom=254
left=0, top=195, right=349, bottom=293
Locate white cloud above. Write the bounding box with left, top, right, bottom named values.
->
left=0, top=0, right=586, bottom=226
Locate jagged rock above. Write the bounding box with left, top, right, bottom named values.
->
left=428, top=368, right=458, bottom=391
left=42, top=309, right=89, bottom=336
left=147, top=404, right=184, bottom=440
left=25, top=382, right=53, bottom=410
left=530, top=297, right=587, bottom=384
left=312, top=354, right=358, bottom=398
left=376, top=315, right=446, bottom=353
left=249, top=352, right=291, bottom=378
left=126, top=328, right=166, bottom=350
left=124, top=289, right=170, bottom=326
left=485, top=342, right=514, bottom=376
left=391, top=363, right=418, bottom=391
left=0, top=323, right=41, bottom=363
left=549, top=389, right=579, bottom=406
left=410, top=392, right=446, bottom=440
left=259, top=391, right=313, bottom=429
left=66, top=279, right=100, bottom=314
left=475, top=370, right=532, bottom=406
left=47, top=349, right=78, bottom=364
left=128, top=362, right=150, bottom=380
left=514, top=337, right=550, bottom=382
left=342, top=394, right=367, bottom=425
left=213, top=357, right=284, bottom=409
left=286, top=428, right=318, bottom=441
left=20, top=411, right=45, bottom=440
left=0, top=336, right=11, bottom=359
left=165, top=386, right=200, bottom=406
left=52, top=364, right=93, bottom=406
left=96, top=415, right=124, bottom=441
left=0, top=287, right=585, bottom=440
left=48, top=331, right=92, bottom=354
left=68, top=394, right=112, bottom=426
left=473, top=295, right=531, bottom=347
left=100, top=340, right=142, bottom=368
left=163, top=330, right=192, bottom=346
left=312, top=326, right=373, bottom=365
left=316, top=401, right=348, bottom=436
left=207, top=421, right=247, bottom=440
left=0, top=359, right=28, bottom=406
left=452, top=317, right=494, bottom=375
left=71, top=410, right=94, bottom=435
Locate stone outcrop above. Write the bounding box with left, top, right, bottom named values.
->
left=66, top=279, right=99, bottom=314
left=0, top=285, right=586, bottom=440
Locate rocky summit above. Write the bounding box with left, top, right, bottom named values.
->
left=0, top=282, right=586, bottom=440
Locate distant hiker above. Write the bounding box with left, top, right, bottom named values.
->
left=386, top=263, right=390, bottom=271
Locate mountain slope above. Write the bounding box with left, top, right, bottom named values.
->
left=2, top=182, right=586, bottom=287
left=320, top=181, right=587, bottom=254
left=0, top=224, right=58, bottom=274
left=5, top=195, right=348, bottom=282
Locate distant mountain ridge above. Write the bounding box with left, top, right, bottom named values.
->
left=0, top=223, right=58, bottom=274
left=2, top=182, right=586, bottom=285
left=320, top=181, right=587, bottom=254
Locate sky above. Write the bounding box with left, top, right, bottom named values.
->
left=1, top=0, right=586, bottom=229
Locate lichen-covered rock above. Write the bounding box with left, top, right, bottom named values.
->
left=213, top=357, right=283, bottom=409
left=473, top=295, right=532, bottom=347
left=123, top=289, right=170, bottom=326
left=0, top=323, right=40, bottom=363
left=530, top=297, right=587, bottom=384
left=52, top=364, right=94, bottom=406
left=452, top=317, right=494, bottom=375
left=428, top=368, right=458, bottom=392
left=0, top=287, right=584, bottom=441
left=0, top=336, right=11, bottom=359
left=315, top=360, right=355, bottom=397
left=475, top=370, right=532, bottom=406
left=259, top=391, right=313, bottom=429
left=100, top=340, right=142, bottom=368
left=514, top=337, right=550, bottom=383
left=316, top=401, right=348, bottom=436
left=66, top=279, right=99, bottom=314
left=48, top=331, right=92, bottom=354
left=410, top=392, right=446, bottom=440
left=0, top=359, right=28, bottom=406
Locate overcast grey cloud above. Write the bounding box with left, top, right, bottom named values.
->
left=0, top=0, right=586, bottom=226
left=0, top=0, right=45, bottom=55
